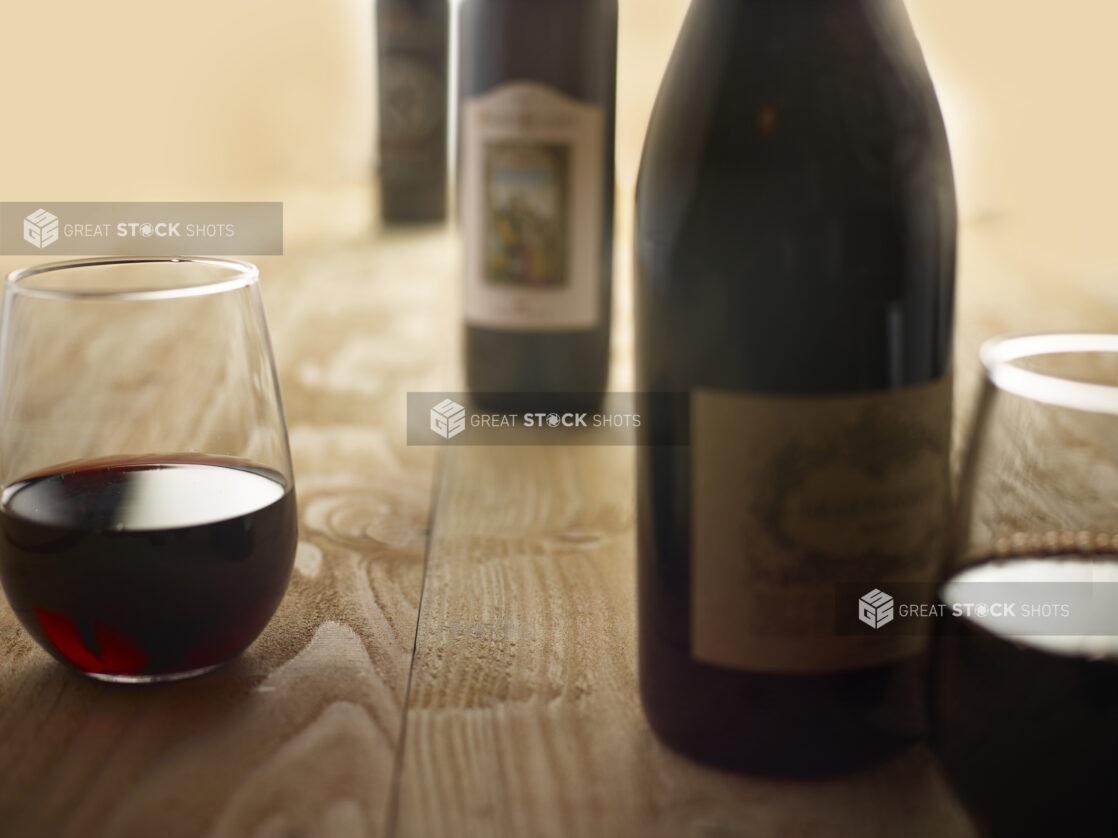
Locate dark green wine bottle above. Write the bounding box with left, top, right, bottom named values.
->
left=635, top=0, right=956, bottom=776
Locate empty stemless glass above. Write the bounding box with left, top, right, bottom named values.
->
left=933, top=333, right=1118, bottom=837
left=0, top=257, right=297, bottom=683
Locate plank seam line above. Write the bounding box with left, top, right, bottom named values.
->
left=381, top=447, right=447, bottom=838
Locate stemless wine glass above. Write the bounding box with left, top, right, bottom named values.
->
left=933, top=333, right=1118, bottom=837
left=0, top=257, right=297, bottom=683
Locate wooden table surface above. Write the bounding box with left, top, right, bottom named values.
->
left=4, top=209, right=1116, bottom=837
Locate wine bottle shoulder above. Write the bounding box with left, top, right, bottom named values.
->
left=636, top=0, right=953, bottom=238
left=633, top=1, right=956, bottom=393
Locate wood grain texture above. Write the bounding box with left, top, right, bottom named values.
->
left=392, top=442, right=976, bottom=838
left=0, top=230, right=455, bottom=838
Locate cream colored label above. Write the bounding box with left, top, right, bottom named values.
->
left=691, top=376, right=952, bottom=673
left=461, top=82, right=603, bottom=330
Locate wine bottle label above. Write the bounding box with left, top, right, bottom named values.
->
left=381, top=56, right=445, bottom=151
left=461, top=82, right=603, bottom=330
left=690, top=375, right=952, bottom=673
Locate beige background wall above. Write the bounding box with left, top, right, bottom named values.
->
left=1, top=1, right=1116, bottom=283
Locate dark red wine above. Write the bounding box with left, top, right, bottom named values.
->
left=635, top=0, right=955, bottom=774
left=933, top=553, right=1118, bottom=837
left=0, top=457, right=297, bottom=679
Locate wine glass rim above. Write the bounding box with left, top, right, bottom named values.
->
left=980, top=332, right=1118, bottom=414
left=4, top=256, right=259, bottom=301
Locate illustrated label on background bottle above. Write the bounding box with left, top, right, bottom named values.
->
left=381, top=56, right=444, bottom=147
left=461, top=82, right=603, bottom=330
left=690, top=376, right=952, bottom=673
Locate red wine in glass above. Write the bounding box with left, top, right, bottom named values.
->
left=0, top=456, right=297, bottom=681
left=932, top=551, right=1118, bottom=837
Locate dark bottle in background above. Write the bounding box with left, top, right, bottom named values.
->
left=635, top=0, right=956, bottom=775
left=376, top=0, right=449, bottom=223
left=458, top=0, right=617, bottom=411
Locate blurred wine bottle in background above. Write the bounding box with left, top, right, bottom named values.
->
left=377, top=0, right=449, bottom=223
left=635, top=0, right=956, bottom=775
left=458, top=0, right=617, bottom=411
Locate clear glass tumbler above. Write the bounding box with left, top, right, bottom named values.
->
left=933, top=333, right=1118, bottom=837
left=0, top=257, right=297, bottom=683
